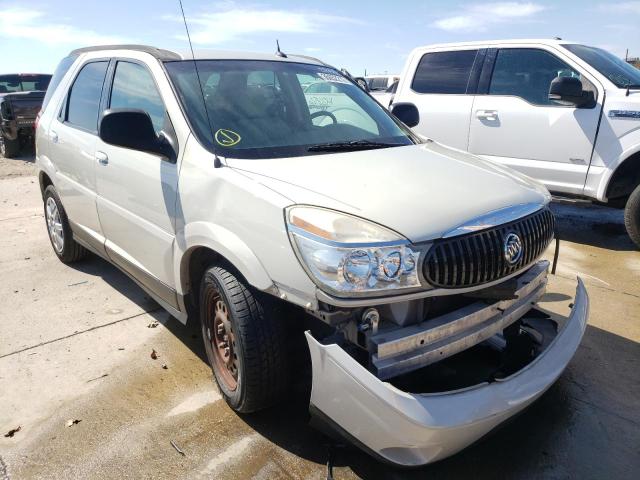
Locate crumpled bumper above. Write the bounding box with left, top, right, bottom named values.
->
left=306, top=278, right=589, bottom=467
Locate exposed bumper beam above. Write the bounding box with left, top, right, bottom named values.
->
left=371, top=261, right=549, bottom=379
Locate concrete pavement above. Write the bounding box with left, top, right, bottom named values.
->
left=0, top=156, right=638, bottom=479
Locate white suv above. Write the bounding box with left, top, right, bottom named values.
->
left=391, top=39, right=640, bottom=247
left=36, top=45, right=588, bottom=467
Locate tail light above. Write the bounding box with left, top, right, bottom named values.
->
left=34, top=110, right=42, bottom=130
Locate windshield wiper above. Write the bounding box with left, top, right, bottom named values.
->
left=307, top=140, right=404, bottom=152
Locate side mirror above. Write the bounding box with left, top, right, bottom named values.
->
left=549, top=77, right=588, bottom=107
left=99, top=109, right=175, bottom=159
left=354, top=77, right=369, bottom=92
left=390, top=102, right=420, bottom=128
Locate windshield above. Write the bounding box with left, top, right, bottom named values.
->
left=164, top=60, right=414, bottom=159
left=0, top=74, right=51, bottom=93
left=563, top=44, right=640, bottom=88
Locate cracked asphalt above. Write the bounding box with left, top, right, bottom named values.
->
left=0, top=155, right=638, bottom=479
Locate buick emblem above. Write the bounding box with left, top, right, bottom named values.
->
left=503, top=233, right=523, bottom=265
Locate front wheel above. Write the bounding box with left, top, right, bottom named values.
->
left=624, top=184, right=640, bottom=249
left=199, top=265, right=288, bottom=413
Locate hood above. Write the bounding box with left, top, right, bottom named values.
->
left=225, top=142, right=550, bottom=242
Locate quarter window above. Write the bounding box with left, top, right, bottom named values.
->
left=110, top=62, right=166, bottom=133
left=42, top=56, right=76, bottom=112
left=489, top=48, right=584, bottom=106
left=411, top=50, right=478, bottom=94
left=65, top=61, right=108, bottom=131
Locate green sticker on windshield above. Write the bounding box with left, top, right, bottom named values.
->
left=215, top=129, right=241, bottom=147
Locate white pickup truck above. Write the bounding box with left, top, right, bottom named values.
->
left=391, top=39, right=640, bottom=247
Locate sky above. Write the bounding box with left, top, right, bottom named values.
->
left=0, top=0, right=638, bottom=76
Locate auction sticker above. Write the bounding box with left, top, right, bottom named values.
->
left=317, top=72, right=349, bottom=84
left=215, top=129, right=241, bottom=147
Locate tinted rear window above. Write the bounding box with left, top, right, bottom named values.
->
left=0, top=74, right=51, bottom=93
left=411, top=50, right=478, bottom=94
left=65, top=61, right=108, bottom=132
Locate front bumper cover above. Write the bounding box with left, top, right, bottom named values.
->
left=305, top=278, right=589, bottom=467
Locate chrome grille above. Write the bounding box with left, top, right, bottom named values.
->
left=423, top=208, right=555, bottom=288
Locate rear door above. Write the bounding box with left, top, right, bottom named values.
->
left=396, top=48, right=484, bottom=149
left=95, top=59, right=179, bottom=308
left=468, top=46, right=603, bottom=195
left=48, top=60, right=109, bottom=253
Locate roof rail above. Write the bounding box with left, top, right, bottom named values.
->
left=69, top=44, right=181, bottom=61
left=287, top=53, right=333, bottom=68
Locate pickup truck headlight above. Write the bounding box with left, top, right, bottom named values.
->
left=286, top=206, right=421, bottom=296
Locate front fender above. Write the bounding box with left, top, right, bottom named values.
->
left=588, top=111, right=640, bottom=201
left=603, top=143, right=640, bottom=201
left=175, top=221, right=274, bottom=297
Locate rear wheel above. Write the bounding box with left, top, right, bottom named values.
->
left=199, top=265, right=288, bottom=413
left=0, top=135, right=20, bottom=158
left=624, top=184, right=640, bottom=248
left=43, top=186, right=88, bottom=263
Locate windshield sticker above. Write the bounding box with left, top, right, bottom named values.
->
left=215, top=129, right=241, bottom=147
left=317, top=72, right=350, bottom=84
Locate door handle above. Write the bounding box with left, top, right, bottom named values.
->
left=50, top=130, right=58, bottom=143
left=95, top=151, right=109, bottom=165
left=476, top=110, right=499, bottom=121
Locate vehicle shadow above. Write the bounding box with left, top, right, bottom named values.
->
left=70, top=255, right=158, bottom=309
left=0, top=149, right=35, bottom=161
left=70, top=253, right=211, bottom=364
left=550, top=202, right=637, bottom=252
left=65, top=253, right=639, bottom=478
left=236, top=324, right=640, bottom=480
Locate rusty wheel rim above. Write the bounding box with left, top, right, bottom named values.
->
left=207, top=292, right=238, bottom=391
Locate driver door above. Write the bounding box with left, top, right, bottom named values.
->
left=95, top=60, right=179, bottom=308
left=468, top=47, right=603, bottom=195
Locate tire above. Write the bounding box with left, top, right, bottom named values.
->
left=43, top=185, right=88, bottom=263
left=199, top=265, right=288, bottom=413
left=0, top=135, right=20, bottom=158
left=624, top=184, right=640, bottom=249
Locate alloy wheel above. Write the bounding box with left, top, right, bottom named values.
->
left=45, top=197, right=64, bottom=253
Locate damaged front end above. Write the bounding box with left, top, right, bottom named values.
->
left=286, top=204, right=589, bottom=466
left=305, top=261, right=589, bottom=466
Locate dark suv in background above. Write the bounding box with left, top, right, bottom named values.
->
left=0, top=73, right=52, bottom=158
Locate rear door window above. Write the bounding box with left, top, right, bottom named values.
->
left=411, top=50, right=479, bottom=94
left=109, top=61, right=166, bottom=134
left=65, top=61, right=109, bottom=132
left=488, top=48, right=583, bottom=106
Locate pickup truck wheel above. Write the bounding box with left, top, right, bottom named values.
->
left=199, top=265, right=287, bottom=413
left=624, top=184, right=640, bottom=248
left=0, top=136, right=20, bottom=158
left=43, top=186, right=88, bottom=263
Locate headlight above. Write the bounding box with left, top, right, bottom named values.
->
left=286, top=206, right=421, bottom=296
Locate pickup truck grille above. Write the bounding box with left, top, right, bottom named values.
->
left=423, top=208, right=554, bottom=288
